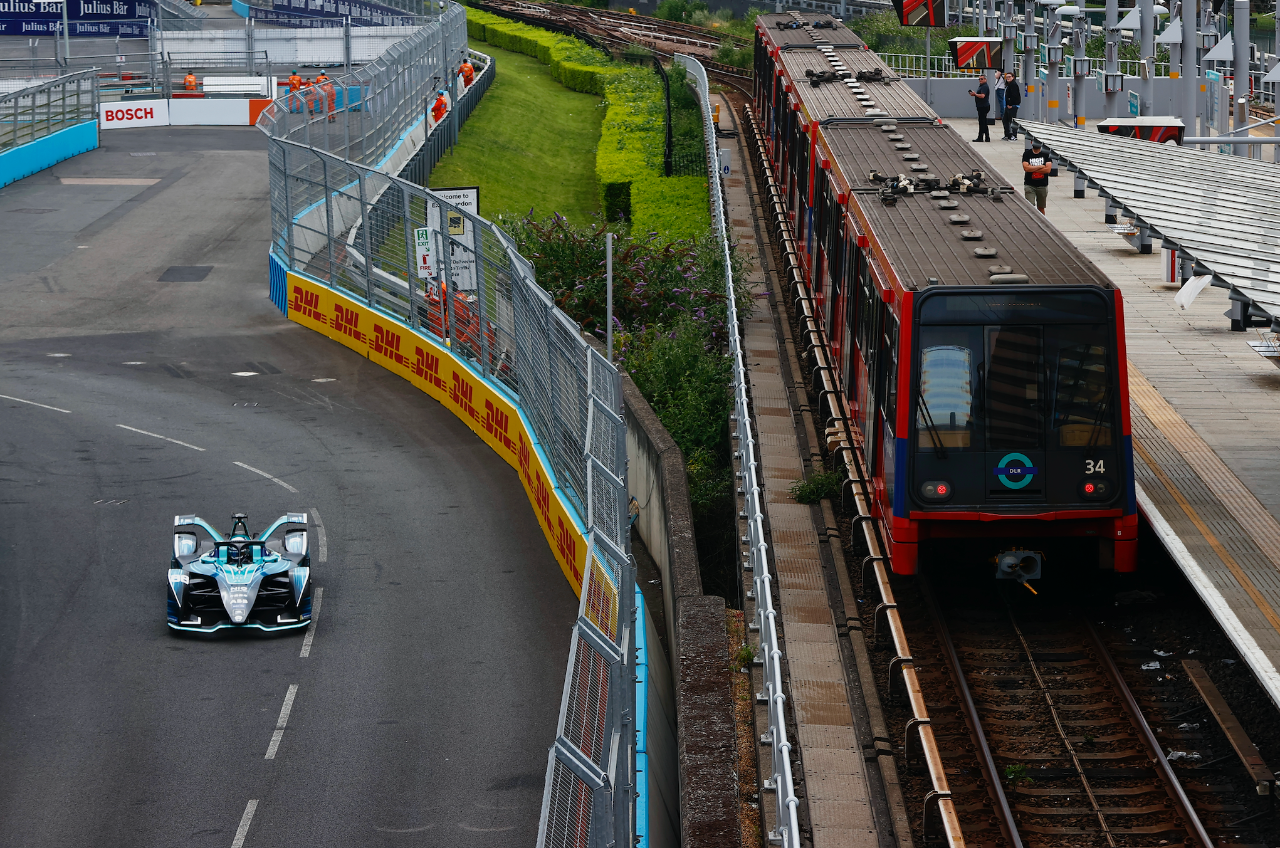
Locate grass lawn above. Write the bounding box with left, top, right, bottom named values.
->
left=429, top=39, right=605, bottom=225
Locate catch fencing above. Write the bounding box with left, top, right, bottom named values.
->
left=0, top=70, right=99, bottom=152
left=257, top=6, right=637, bottom=847
left=676, top=53, right=801, bottom=848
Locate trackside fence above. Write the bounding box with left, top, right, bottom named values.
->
left=0, top=70, right=99, bottom=152
left=256, top=6, right=637, bottom=847
left=675, top=53, right=801, bottom=848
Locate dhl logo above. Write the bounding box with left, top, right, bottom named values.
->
left=372, top=323, right=408, bottom=366
left=556, top=517, right=580, bottom=583
left=450, top=372, right=477, bottom=421
left=412, top=345, right=446, bottom=390
left=290, top=285, right=324, bottom=322
left=533, top=468, right=551, bottom=529
left=332, top=303, right=364, bottom=343
left=483, top=399, right=515, bottom=454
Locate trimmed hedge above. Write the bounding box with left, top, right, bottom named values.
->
left=466, top=7, right=710, bottom=239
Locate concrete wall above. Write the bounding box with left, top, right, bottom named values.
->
left=644, top=591, right=679, bottom=848
left=620, top=374, right=740, bottom=848
left=906, top=74, right=1184, bottom=119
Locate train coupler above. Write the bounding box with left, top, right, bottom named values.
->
left=994, top=549, right=1043, bottom=595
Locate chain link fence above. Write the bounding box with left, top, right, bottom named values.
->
left=257, top=7, right=637, bottom=846
left=0, top=70, right=99, bottom=152
left=677, top=53, right=803, bottom=848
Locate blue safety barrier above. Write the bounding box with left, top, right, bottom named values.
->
left=635, top=584, right=650, bottom=848
left=0, top=120, right=98, bottom=189
left=269, top=252, right=289, bottom=315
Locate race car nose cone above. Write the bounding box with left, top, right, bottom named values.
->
left=232, top=611, right=246, bottom=622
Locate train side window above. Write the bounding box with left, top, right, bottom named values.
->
left=986, top=326, right=1044, bottom=450
left=917, top=344, right=973, bottom=450
left=825, top=188, right=843, bottom=293
left=883, top=315, right=899, bottom=423
left=1053, top=336, right=1113, bottom=447
left=813, top=166, right=827, bottom=253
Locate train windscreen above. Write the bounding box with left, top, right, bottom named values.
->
left=915, top=324, right=1113, bottom=451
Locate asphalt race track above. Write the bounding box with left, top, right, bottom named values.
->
left=0, top=126, right=576, bottom=846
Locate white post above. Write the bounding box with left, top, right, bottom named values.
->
left=926, top=27, right=932, bottom=105
left=1182, top=0, right=1197, bottom=124
left=1140, top=0, right=1154, bottom=114
left=605, top=232, right=614, bottom=363
left=1106, top=0, right=1120, bottom=116
left=62, top=0, right=69, bottom=61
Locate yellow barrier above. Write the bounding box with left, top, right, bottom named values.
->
left=287, top=271, right=590, bottom=594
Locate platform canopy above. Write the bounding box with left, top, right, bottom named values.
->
left=1018, top=120, right=1280, bottom=329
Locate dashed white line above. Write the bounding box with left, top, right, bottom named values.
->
left=231, top=800, right=258, bottom=848
left=233, top=461, right=299, bottom=493
left=0, top=393, right=71, bottom=413
left=299, top=587, right=323, bottom=659
left=264, top=683, right=298, bottom=759
left=311, top=507, right=328, bottom=563
left=116, top=424, right=206, bottom=451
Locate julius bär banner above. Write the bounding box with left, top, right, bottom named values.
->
left=286, top=272, right=590, bottom=595
left=0, top=0, right=157, bottom=37
left=260, top=0, right=420, bottom=26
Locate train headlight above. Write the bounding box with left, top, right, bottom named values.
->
left=1080, top=478, right=1113, bottom=500
left=920, top=480, right=953, bottom=502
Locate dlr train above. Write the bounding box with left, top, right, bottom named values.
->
left=752, top=11, right=1138, bottom=582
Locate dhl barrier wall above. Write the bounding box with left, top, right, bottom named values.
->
left=280, top=264, right=590, bottom=589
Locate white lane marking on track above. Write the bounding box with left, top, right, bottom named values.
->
left=232, top=371, right=259, bottom=377
left=374, top=825, right=436, bottom=833
left=231, top=800, right=258, bottom=848
left=458, top=824, right=518, bottom=832
left=299, top=587, right=323, bottom=659
left=46, top=353, right=71, bottom=357
left=264, top=683, right=298, bottom=759
left=233, top=461, right=299, bottom=493
left=310, top=507, right=328, bottom=562
left=116, top=424, right=206, bottom=451
left=0, top=393, right=71, bottom=413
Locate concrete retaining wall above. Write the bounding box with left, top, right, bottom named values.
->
left=907, top=74, right=1183, bottom=118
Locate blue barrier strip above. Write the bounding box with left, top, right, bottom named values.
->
left=231, top=0, right=250, bottom=17
left=635, top=585, right=649, bottom=848
left=0, top=120, right=98, bottom=189
left=269, top=253, right=288, bottom=314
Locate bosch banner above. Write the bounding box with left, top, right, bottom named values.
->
left=0, top=0, right=156, bottom=37
left=99, top=99, right=169, bottom=128
left=948, top=38, right=1005, bottom=70
left=285, top=271, right=591, bottom=594
left=892, top=0, right=944, bottom=27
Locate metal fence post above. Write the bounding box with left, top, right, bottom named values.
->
left=357, top=171, right=375, bottom=307
left=321, top=154, right=336, bottom=284
left=401, top=184, right=419, bottom=323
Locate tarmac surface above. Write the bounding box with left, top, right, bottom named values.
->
left=0, top=126, right=576, bottom=846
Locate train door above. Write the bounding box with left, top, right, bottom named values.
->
left=812, top=165, right=828, bottom=312
left=880, top=312, right=900, bottom=508
left=823, top=188, right=844, bottom=336
left=787, top=114, right=801, bottom=212
left=838, top=233, right=859, bottom=399
left=795, top=123, right=810, bottom=246
left=983, top=325, right=1046, bottom=501
left=858, top=273, right=883, bottom=477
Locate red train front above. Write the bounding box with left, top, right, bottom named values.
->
left=753, top=12, right=1138, bottom=584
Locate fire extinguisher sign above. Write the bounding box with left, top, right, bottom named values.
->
left=414, top=227, right=433, bottom=279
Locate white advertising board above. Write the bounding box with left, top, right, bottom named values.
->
left=170, top=99, right=250, bottom=126
left=99, top=100, right=170, bottom=129
left=432, top=186, right=479, bottom=292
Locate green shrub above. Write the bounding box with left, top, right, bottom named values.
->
left=788, top=471, right=844, bottom=504
left=625, top=319, right=732, bottom=457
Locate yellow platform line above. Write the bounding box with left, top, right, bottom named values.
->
left=1132, top=437, right=1280, bottom=636
left=1128, top=362, right=1280, bottom=574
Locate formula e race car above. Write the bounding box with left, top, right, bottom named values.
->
left=167, top=513, right=313, bottom=633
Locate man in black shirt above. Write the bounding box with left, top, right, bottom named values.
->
left=1022, top=139, right=1051, bottom=213
left=1002, top=72, right=1021, bottom=141
left=969, top=74, right=991, bottom=142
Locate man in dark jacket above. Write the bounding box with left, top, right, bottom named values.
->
left=969, top=74, right=991, bottom=142
left=1002, top=72, right=1022, bottom=141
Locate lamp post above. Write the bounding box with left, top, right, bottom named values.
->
left=1041, top=0, right=1064, bottom=125
left=1182, top=0, right=1198, bottom=126
left=1232, top=0, right=1249, bottom=156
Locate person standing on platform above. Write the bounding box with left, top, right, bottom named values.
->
left=1002, top=72, right=1021, bottom=140
left=969, top=73, right=991, bottom=142
left=184, top=71, right=197, bottom=92
left=994, top=70, right=1007, bottom=122
left=1022, top=139, right=1051, bottom=213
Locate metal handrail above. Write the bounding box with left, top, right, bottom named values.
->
left=676, top=52, right=802, bottom=848
left=742, top=100, right=966, bottom=848
left=0, top=69, right=99, bottom=153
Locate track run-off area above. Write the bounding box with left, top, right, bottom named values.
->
left=0, top=126, right=577, bottom=846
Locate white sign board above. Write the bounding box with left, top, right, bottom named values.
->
left=99, top=99, right=169, bottom=129
left=414, top=227, right=433, bottom=279
left=432, top=186, right=480, bottom=292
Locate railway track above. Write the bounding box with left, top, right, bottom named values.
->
left=899, top=575, right=1275, bottom=848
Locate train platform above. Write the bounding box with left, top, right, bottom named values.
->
left=953, top=116, right=1280, bottom=709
